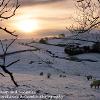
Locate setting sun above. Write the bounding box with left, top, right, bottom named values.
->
left=16, top=19, right=39, bottom=33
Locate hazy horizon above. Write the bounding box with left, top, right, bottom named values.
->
left=0, top=0, right=75, bottom=39
left=0, top=0, right=99, bottom=39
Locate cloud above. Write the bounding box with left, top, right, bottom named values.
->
left=19, top=0, right=66, bottom=6
left=31, top=16, right=69, bottom=21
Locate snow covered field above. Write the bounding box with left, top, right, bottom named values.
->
left=0, top=35, right=100, bottom=100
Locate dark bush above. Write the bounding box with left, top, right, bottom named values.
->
left=58, top=34, right=65, bottom=38
left=92, top=42, right=100, bottom=53
left=56, top=44, right=66, bottom=47
left=36, top=90, right=41, bottom=94
left=64, top=46, right=83, bottom=55
left=39, top=38, right=47, bottom=44
left=83, top=46, right=90, bottom=53
left=64, top=43, right=94, bottom=55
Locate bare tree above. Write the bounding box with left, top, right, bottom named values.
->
left=0, top=0, right=20, bottom=36
left=67, top=0, right=100, bottom=34
left=98, top=0, right=100, bottom=4
left=0, top=38, right=20, bottom=87
left=0, top=0, right=20, bottom=86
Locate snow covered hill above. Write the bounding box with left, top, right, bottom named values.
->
left=0, top=34, right=100, bottom=100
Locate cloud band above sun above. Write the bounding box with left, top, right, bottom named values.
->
left=19, top=0, right=66, bottom=6
left=8, top=0, right=74, bottom=35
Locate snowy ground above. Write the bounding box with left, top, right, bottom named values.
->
left=0, top=35, right=100, bottom=100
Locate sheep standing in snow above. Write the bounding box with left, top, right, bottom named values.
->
left=47, top=73, right=51, bottom=79
left=90, top=80, right=100, bottom=88
left=40, top=72, right=43, bottom=76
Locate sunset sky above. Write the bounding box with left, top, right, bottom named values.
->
left=0, top=0, right=77, bottom=39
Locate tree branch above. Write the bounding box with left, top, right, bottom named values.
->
left=6, top=59, right=20, bottom=67
left=5, top=38, right=17, bottom=52
left=0, top=65, right=18, bottom=87
left=87, top=21, right=100, bottom=31
left=0, top=40, right=5, bottom=53
left=0, top=72, right=5, bottom=77
left=98, top=0, right=100, bottom=4
left=0, top=0, right=5, bottom=7
left=0, top=0, right=20, bottom=19
left=0, top=27, right=18, bottom=37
